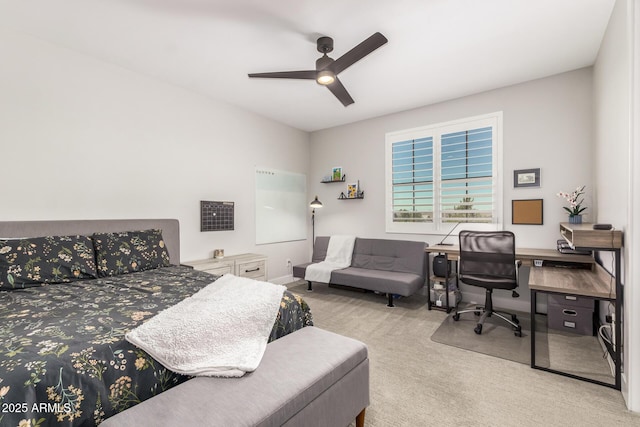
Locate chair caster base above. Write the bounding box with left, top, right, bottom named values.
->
left=453, top=313, right=460, bottom=321
left=474, top=324, right=483, bottom=335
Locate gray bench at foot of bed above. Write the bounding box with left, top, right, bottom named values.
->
left=101, top=326, right=370, bottom=427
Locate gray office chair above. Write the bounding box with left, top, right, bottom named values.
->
left=453, top=230, right=522, bottom=337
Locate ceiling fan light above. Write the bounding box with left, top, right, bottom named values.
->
left=316, top=70, right=335, bottom=85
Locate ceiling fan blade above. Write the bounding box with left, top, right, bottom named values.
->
left=248, top=70, right=316, bottom=79
left=328, top=32, right=388, bottom=75
left=326, top=77, right=354, bottom=106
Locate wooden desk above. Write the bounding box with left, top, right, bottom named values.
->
left=427, top=243, right=621, bottom=390
left=529, top=263, right=619, bottom=389
left=427, top=244, right=595, bottom=267
left=424, top=245, right=593, bottom=312
left=528, top=264, right=614, bottom=298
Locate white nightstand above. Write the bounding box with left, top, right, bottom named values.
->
left=232, top=253, right=268, bottom=281
left=185, top=253, right=268, bottom=281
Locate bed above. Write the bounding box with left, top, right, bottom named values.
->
left=0, top=219, right=312, bottom=426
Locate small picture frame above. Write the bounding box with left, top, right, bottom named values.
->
left=347, top=182, right=358, bottom=198
left=512, top=199, right=543, bottom=225
left=514, top=168, right=540, bottom=188
left=332, top=167, right=343, bottom=182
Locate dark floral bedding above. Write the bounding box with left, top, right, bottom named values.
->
left=0, top=266, right=312, bottom=427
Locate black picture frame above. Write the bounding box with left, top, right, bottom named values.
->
left=513, top=168, right=540, bottom=188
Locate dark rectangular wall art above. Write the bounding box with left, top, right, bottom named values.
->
left=513, top=168, right=541, bottom=188
left=201, top=201, right=235, bottom=231
left=512, top=199, right=543, bottom=225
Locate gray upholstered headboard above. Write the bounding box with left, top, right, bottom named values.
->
left=0, top=219, right=181, bottom=265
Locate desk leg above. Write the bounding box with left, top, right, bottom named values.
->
left=426, top=253, right=432, bottom=310
left=530, top=290, right=536, bottom=368
left=615, top=250, right=622, bottom=390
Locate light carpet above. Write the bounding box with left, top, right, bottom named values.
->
left=286, top=280, right=639, bottom=427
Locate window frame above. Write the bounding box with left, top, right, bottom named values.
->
left=385, top=112, right=503, bottom=235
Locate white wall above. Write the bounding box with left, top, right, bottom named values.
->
left=309, top=68, right=594, bottom=311
left=593, top=0, right=638, bottom=411
left=0, top=30, right=311, bottom=281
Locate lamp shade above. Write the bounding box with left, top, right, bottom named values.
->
left=310, top=196, right=323, bottom=208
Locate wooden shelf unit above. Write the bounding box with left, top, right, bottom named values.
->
left=560, top=223, right=622, bottom=249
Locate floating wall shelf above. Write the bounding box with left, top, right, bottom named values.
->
left=321, top=175, right=346, bottom=183
left=338, top=191, right=364, bottom=200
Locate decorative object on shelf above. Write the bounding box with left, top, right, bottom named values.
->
left=568, top=214, right=582, bottom=224
left=332, top=167, right=343, bottom=181
left=347, top=182, right=358, bottom=198
left=336, top=179, right=364, bottom=200
left=310, top=196, right=323, bottom=243
left=512, top=199, right=543, bottom=225
left=213, top=249, right=224, bottom=259
left=513, top=168, right=540, bottom=188
left=557, top=185, right=586, bottom=224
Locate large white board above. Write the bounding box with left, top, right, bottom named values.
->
left=255, top=167, right=307, bottom=245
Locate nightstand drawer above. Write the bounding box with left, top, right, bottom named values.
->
left=200, top=264, right=234, bottom=276
left=236, top=260, right=266, bottom=280
left=187, top=259, right=234, bottom=276
left=184, top=253, right=268, bottom=281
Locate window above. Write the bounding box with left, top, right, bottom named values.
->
left=385, top=112, right=503, bottom=234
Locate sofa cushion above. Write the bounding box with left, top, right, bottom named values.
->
left=351, top=238, right=426, bottom=277
left=331, top=267, right=424, bottom=296
left=311, top=236, right=330, bottom=262
left=292, top=262, right=314, bottom=279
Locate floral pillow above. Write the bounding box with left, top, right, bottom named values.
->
left=92, top=229, right=170, bottom=277
left=0, top=235, right=98, bottom=290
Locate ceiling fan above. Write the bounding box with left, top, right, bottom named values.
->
left=248, top=32, right=388, bottom=107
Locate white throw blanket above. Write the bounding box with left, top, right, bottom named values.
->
left=305, top=235, right=356, bottom=283
left=125, top=274, right=286, bottom=378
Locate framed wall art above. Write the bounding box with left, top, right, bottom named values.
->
left=513, top=168, right=540, bottom=188
left=332, top=167, right=343, bottom=182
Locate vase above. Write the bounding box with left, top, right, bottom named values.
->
left=569, top=214, right=582, bottom=224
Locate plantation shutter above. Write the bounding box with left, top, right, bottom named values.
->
left=391, top=137, right=433, bottom=223
left=439, top=126, right=494, bottom=223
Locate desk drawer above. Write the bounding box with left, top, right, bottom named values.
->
left=548, top=294, right=594, bottom=309
left=548, top=305, right=594, bottom=335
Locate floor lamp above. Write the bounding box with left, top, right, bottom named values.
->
left=310, top=196, right=323, bottom=244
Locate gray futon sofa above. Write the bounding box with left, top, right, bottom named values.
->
left=293, top=236, right=428, bottom=307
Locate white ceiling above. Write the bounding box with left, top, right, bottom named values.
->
left=0, top=0, right=615, bottom=132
